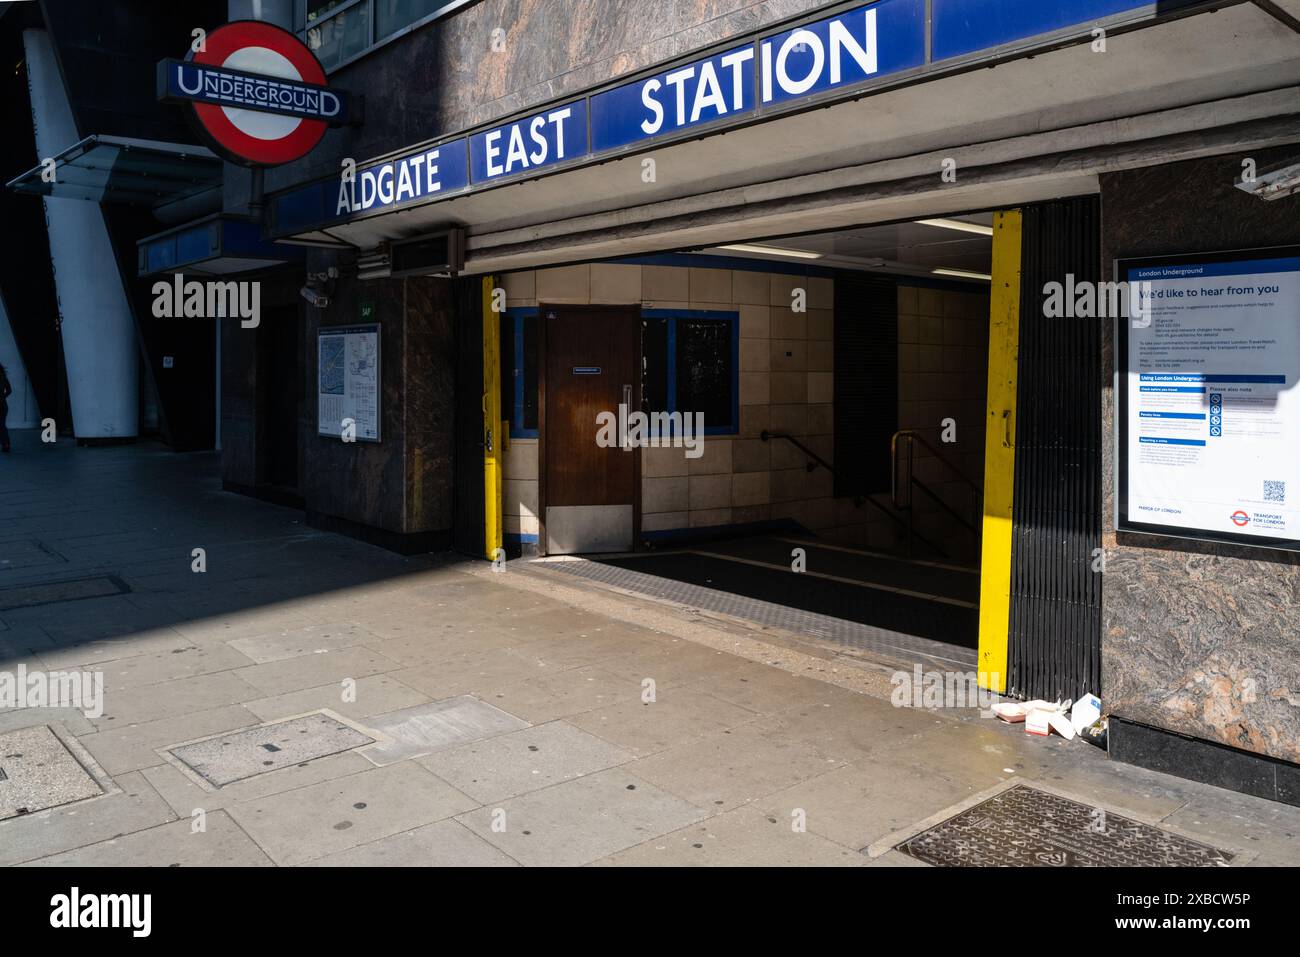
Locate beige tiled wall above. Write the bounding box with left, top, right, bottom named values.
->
left=894, top=285, right=991, bottom=560
left=501, top=262, right=836, bottom=541
left=499, top=263, right=991, bottom=557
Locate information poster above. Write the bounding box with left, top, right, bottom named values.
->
left=1118, top=248, right=1300, bottom=550
left=317, top=324, right=381, bottom=442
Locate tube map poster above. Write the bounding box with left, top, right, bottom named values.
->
left=318, top=324, right=381, bottom=442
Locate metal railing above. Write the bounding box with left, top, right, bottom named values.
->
left=890, top=429, right=982, bottom=558
left=760, top=430, right=945, bottom=557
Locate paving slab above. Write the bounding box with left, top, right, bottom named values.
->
left=303, top=819, right=518, bottom=867
left=171, top=610, right=319, bottom=644
left=393, top=647, right=555, bottom=700
left=455, top=767, right=707, bottom=867
left=234, top=646, right=400, bottom=697
left=242, top=674, right=430, bottom=723
left=598, top=640, right=753, bottom=688
left=360, top=627, right=520, bottom=667
left=357, top=696, right=529, bottom=765
left=418, top=721, right=634, bottom=803
left=484, top=664, right=639, bottom=724
left=752, top=762, right=987, bottom=850
left=227, top=761, right=478, bottom=866
left=36, top=627, right=195, bottom=670
left=91, top=670, right=262, bottom=729
left=0, top=725, right=103, bottom=819
left=0, top=770, right=176, bottom=867
left=228, top=621, right=382, bottom=664
left=627, top=722, right=846, bottom=811
left=20, top=809, right=274, bottom=867
left=141, top=750, right=375, bottom=815
left=97, top=643, right=256, bottom=691
left=690, top=658, right=855, bottom=714
left=567, top=686, right=761, bottom=756
left=596, top=804, right=865, bottom=867
left=1159, top=795, right=1300, bottom=866
left=503, top=629, right=662, bottom=671
left=0, top=707, right=96, bottom=737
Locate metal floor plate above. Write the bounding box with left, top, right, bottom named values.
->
left=0, top=575, right=130, bottom=611
left=895, top=785, right=1234, bottom=867
left=0, top=725, right=104, bottom=820
left=169, top=713, right=375, bottom=787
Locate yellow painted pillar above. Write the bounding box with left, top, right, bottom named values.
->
left=482, top=277, right=503, bottom=561
left=978, top=210, right=1022, bottom=694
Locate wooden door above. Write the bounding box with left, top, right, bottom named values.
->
left=541, top=304, right=640, bottom=554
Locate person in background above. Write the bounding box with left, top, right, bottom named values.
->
left=0, top=363, right=11, bottom=453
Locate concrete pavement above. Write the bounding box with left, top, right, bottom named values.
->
left=1, top=431, right=1298, bottom=867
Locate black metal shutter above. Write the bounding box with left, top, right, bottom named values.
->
left=833, top=277, right=898, bottom=497
left=1007, top=198, right=1104, bottom=702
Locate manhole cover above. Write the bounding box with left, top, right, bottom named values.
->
left=0, top=575, right=129, bottom=611
left=894, top=785, right=1234, bottom=867
left=0, top=726, right=104, bottom=820
left=169, top=713, right=375, bottom=787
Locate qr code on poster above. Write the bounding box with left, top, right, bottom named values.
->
left=1264, top=480, right=1286, bottom=503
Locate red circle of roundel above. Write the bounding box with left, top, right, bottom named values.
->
left=1231, top=510, right=1250, bottom=527
left=188, top=20, right=328, bottom=166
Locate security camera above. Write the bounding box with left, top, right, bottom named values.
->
left=1235, top=160, right=1300, bottom=201
left=300, top=285, right=330, bottom=308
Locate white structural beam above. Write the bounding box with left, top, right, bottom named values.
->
left=23, top=28, right=137, bottom=439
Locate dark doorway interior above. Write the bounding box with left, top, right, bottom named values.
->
left=257, top=307, right=302, bottom=500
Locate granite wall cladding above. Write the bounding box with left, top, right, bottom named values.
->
left=267, top=0, right=834, bottom=191
left=1099, top=148, right=1300, bottom=764
left=298, top=252, right=458, bottom=540
left=220, top=314, right=258, bottom=489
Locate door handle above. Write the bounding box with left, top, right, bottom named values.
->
left=1002, top=409, right=1013, bottom=448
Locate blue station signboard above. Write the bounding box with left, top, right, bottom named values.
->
left=271, top=0, right=1168, bottom=235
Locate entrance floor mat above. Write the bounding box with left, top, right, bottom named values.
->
left=543, top=555, right=977, bottom=672
left=894, top=784, right=1234, bottom=867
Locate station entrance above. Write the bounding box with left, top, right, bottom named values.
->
left=490, top=197, right=1103, bottom=703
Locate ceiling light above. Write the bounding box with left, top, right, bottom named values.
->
left=932, top=267, right=992, bottom=281
left=916, top=218, right=994, bottom=236
left=716, top=243, right=823, bottom=260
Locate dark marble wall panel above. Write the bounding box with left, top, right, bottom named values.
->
left=297, top=253, right=458, bottom=539
left=220, top=315, right=258, bottom=488
left=1099, top=148, right=1300, bottom=764
left=403, top=277, right=458, bottom=533
left=267, top=0, right=832, bottom=191
left=302, top=262, right=409, bottom=533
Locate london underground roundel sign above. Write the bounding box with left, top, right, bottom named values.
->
left=158, top=21, right=356, bottom=167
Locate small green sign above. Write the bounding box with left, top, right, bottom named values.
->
left=360, top=301, right=375, bottom=322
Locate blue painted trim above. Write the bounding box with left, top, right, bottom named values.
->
left=664, top=316, right=678, bottom=435
left=504, top=307, right=539, bottom=439
left=505, top=532, right=540, bottom=545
